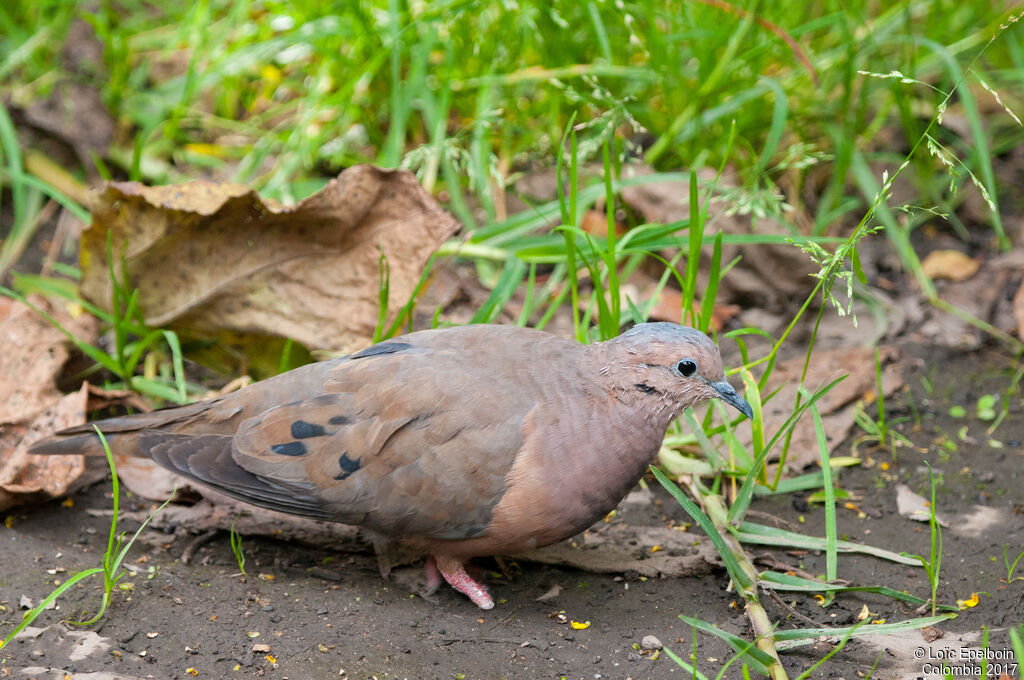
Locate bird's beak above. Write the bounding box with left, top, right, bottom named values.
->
left=710, top=380, right=753, bottom=420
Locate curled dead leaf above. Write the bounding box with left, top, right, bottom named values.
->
left=0, top=297, right=102, bottom=511
left=81, top=166, right=460, bottom=363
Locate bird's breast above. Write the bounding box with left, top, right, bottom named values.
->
left=460, top=397, right=669, bottom=555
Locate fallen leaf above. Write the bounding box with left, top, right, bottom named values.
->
left=112, top=455, right=189, bottom=503
left=580, top=209, right=625, bottom=238
left=921, top=249, right=980, bottom=281
left=1013, top=280, right=1024, bottom=339
left=895, top=484, right=949, bottom=527
left=81, top=166, right=460, bottom=366
left=742, top=346, right=904, bottom=470
left=570, top=620, right=591, bottom=630
left=0, top=297, right=103, bottom=511
left=535, top=584, right=562, bottom=602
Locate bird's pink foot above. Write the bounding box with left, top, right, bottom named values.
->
left=434, top=555, right=494, bottom=610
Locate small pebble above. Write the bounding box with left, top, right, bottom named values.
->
left=628, top=652, right=642, bottom=662
left=640, top=635, right=662, bottom=651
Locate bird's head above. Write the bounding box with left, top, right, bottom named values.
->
left=598, top=322, right=753, bottom=422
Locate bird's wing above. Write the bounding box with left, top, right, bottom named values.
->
left=144, top=329, right=556, bottom=540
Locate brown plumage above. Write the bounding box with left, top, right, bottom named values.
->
left=30, top=322, right=751, bottom=609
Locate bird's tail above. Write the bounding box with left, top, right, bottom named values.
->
left=28, top=403, right=209, bottom=458
left=28, top=430, right=115, bottom=457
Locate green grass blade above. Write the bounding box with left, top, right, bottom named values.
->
left=0, top=567, right=104, bottom=649
left=373, top=253, right=391, bottom=343
left=662, top=645, right=711, bottom=680
left=469, top=256, right=527, bottom=324
left=727, top=375, right=847, bottom=524
left=677, top=614, right=775, bottom=675
left=682, top=170, right=702, bottom=325
left=681, top=408, right=724, bottom=469
left=161, top=329, right=188, bottom=403
left=809, top=397, right=838, bottom=587
left=759, top=571, right=959, bottom=612
left=651, top=466, right=753, bottom=592
left=698, top=231, right=723, bottom=334
left=736, top=522, right=920, bottom=565
left=773, top=615, right=956, bottom=649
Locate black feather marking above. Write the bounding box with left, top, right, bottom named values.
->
left=291, top=420, right=326, bottom=439
left=328, top=415, right=351, bottom=426
left=271, top=441, right=307, bottom=456
left=334, top=452, right=361, bottom=481
left=138, top=432, right=328, bottom=519
left=349, top=341, right=412, bottom=359
left=634, top=383, right=658, bottom=395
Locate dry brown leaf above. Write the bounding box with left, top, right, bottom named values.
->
left=895, top=484, right=949, bottom=526
left=580, top=209, right=625, bottom=237
left=85, top=384, right=150, bottom=413
left=0, top=298, right=101, bottom=511
left=921, top=249, right=980, bottom=281
left=113, top=455, right=190, bottom=502
left=1013, top=280, right=1024, bottom=338
left=751, top=346, right=904, bottom=470
left=81, top=166, right=460, bottom=357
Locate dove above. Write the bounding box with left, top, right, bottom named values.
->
left=31, top=322, right=751, bottom=609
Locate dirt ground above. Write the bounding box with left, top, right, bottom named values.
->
left=1, top=344, right=1022, bottom=680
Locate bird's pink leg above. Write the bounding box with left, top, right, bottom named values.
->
left=433, top=555, right=494, bottom=610
left=423, top=555, right=443, bottom=595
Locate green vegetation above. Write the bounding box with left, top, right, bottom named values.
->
left=229, top=519, right=247, bottom=577
left=902, top=462, right=943, bottom=617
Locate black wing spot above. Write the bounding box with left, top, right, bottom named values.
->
left=349, top=341, right=412, bottom=359
left=271, top=441, right=308, bottom=457
left=335, top=452, right=361, bottom=481
left=291, top=420, right=326, bottom=439
left=634, top=383, right=658, bottom=395
left=328, top=415, right=351, bottom=426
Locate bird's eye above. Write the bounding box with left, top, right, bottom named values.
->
left=676, top=359, right=698, bottom=377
